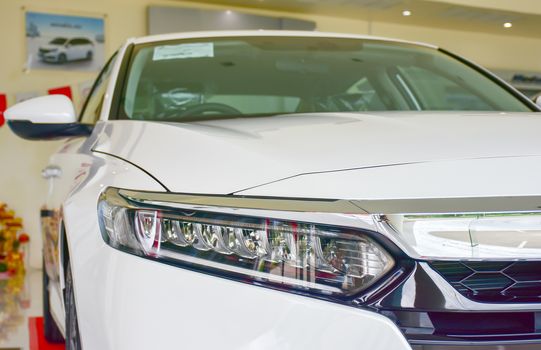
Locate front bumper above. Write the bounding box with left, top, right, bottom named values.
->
left=38, top=51, right=60, bottom=61
left=72, top=237, right=541, bottom=349
left=73, top=242, right=412, bottom=350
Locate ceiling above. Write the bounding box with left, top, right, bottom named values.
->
left=188, top=0, right=541, bottom=38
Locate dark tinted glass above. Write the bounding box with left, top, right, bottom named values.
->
left=118, top=36, right=533, bottom=121
left=49, top=38, right=67, bottom=45
left=75, top=38, right=91, bottom=45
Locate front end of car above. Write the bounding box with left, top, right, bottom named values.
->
left=38, top=46, right=62, bottom=62
left=95, top=187, right=541, bottom=350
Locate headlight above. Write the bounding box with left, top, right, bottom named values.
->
left=383, top=213, right=541, bottom=259
left=98, top=188, right=395, bottom=297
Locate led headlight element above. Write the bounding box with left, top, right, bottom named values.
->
left=98, top=188, right=394, bottom=297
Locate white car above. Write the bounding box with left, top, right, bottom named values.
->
left=6, top=31, right=541, bottom=350
left=39, top=37, right=94, bottom=63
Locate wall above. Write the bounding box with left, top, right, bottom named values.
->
left=1, top=0, right=540, bottom=268
left=430, top=0, right=541, bottom=15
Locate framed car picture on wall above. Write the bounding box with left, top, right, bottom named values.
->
left=24, top=10, right=105, bottom=72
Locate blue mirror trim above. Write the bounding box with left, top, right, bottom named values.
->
left=7, top=120, right=92, bottom=140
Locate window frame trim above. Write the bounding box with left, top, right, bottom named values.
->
left=109, top=44, right=134, bottom=121
left=438, top=48, right=540, bottom=112
left=78, top=51, right=119, bottom=124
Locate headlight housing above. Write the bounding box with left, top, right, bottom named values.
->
left=98, top=188, right=395, bottom=297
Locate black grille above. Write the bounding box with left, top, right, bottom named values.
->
left=430, top=261, right=541, bottom=303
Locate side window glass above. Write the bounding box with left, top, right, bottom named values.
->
left=398, top=66, right=492, bottom=111
left=79, top=53, right=118, bottom=124
left=345, top=77, right=388, bottom=111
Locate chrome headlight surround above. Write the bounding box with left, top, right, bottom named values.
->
left=98, top=187, right=398, bottom=299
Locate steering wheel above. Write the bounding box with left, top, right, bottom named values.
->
left=178, top=103, right=243, bottom=118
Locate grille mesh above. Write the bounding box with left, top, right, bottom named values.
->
left=430, top=261, right=541, bottom=303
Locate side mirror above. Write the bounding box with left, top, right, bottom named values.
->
left=5, top=95, right=92, bottom=140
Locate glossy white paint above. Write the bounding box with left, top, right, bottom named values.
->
left=95, top=112, right=541, bottom=196
left=5, top=95, right=76, bottom=124
left=54, top=152, right=165, bottom=335
left=238, top=155, right=541, bottom=199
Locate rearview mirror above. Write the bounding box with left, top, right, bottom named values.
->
left=5, top=95, right=92, bottom=140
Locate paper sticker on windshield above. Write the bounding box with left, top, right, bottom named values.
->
left=153, top=43, right=214, bottom=61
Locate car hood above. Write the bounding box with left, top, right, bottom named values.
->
left=94, top=111, right=541, bottom=198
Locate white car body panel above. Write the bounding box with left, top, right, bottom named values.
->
left=54, top=151, right=165, bottom=334
left=237, top=155, right=541, bottom=199
left=5, top=95, right=76, bottom=124
left=94, top=112, right=541, bottom=196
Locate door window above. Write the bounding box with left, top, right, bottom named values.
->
left=398, top=65, right=494, bottom=111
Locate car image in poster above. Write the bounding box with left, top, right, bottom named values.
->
left=25, top=11, right=105, bottom=72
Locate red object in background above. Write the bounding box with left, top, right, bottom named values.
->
left=29, top=317, right=65, bottom=350
left=0, top=93, right=7, bottom=127
left=48, top=86, right=72, bottom=100
left=19, top=232, right=30, bottom=243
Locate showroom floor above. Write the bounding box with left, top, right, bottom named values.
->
left=0, top=268, right=43, bottom=350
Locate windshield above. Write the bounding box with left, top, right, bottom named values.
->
left=49, top=37, right=67, bottom=45
left=117, top=36, right=533, bottom=121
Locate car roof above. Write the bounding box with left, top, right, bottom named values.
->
left=129, top=30, right=438, bottom=49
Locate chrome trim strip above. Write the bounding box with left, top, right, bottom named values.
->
left=354, top=197, right=541, bottom=214
left=119, top=189, right=541, bottom=215
left=118, top=188, right=368, bottom=214
left=395, top=73, right=422, bottom=111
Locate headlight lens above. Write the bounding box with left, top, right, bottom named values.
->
left=384, top=213, right=541, bottom=259
left=98, top=188, right=394, bottom=297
